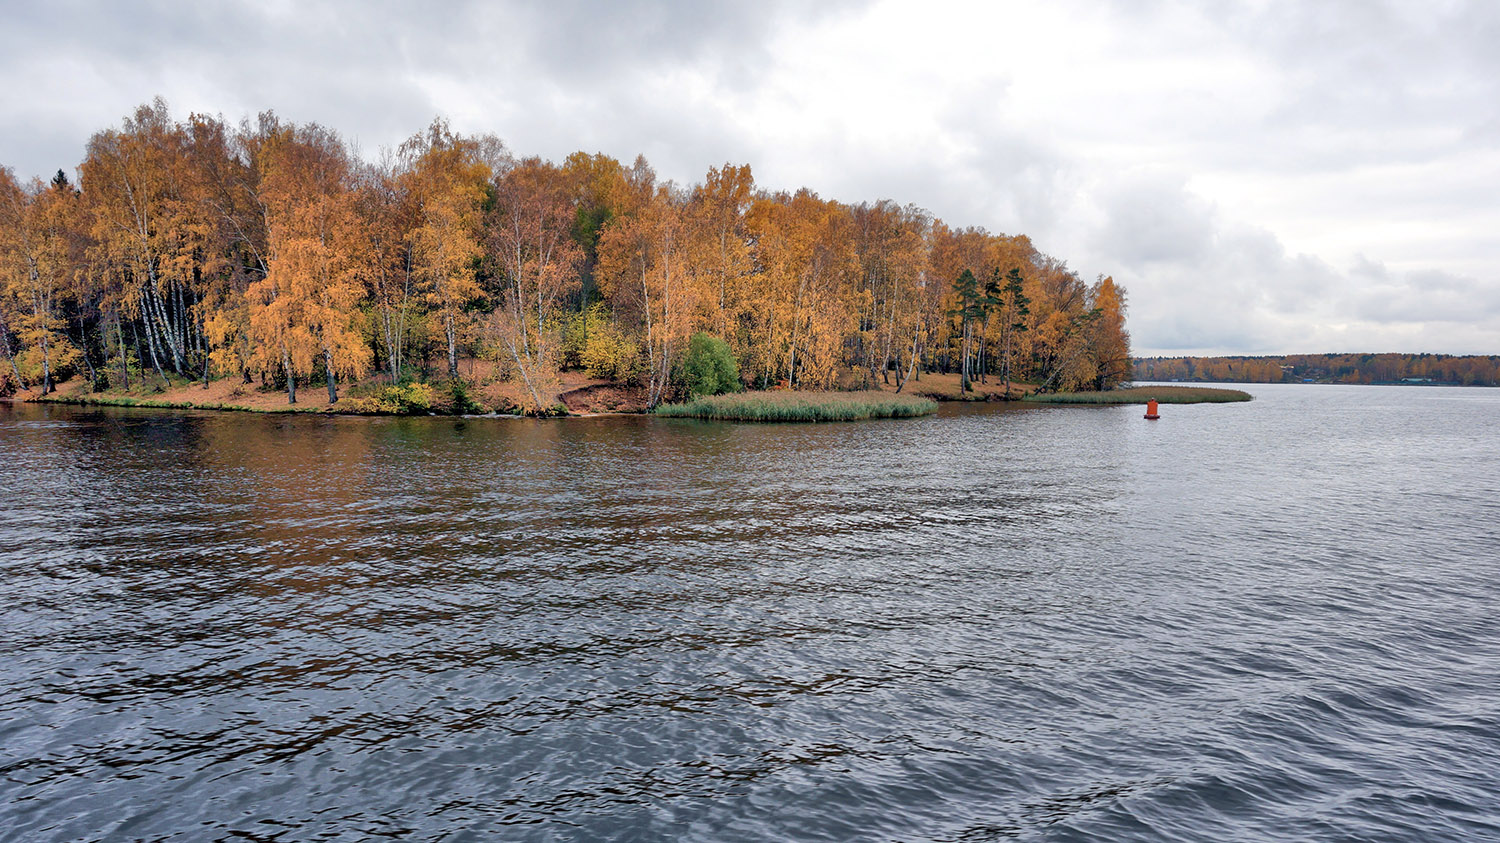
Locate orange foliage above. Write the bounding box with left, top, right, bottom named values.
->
left=1, top=100, right=1136, bottom=404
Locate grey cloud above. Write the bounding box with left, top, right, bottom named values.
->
left=1136, top=311, right=1275, bottom=354
left=0, top=1, right=871, bottom=180
left=489, top=0, right=868, bottom=90
left=1273, top=254, right=1342, bottom=310
left=1100, top=194, right=1497, bottom=355
left=815, top=90, right=1080, bottom=239
left=1089, top=174, right=1217, bottom=269
left=0, top=1, right=432, bottom=176
left=1233, top=0, right=1499, bottom=169
left=1094, top=0, right=1500, bottom=180
left=2, top=0, right=1496, bottom=355
left=514, top=78, right=762, bottom=188
left=1347, top=259, right=1500, bottom=325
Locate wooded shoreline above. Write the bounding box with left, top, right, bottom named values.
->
left=1135, top=353, right=1500, bottom=387
left=1, top=100, right=1131, bottom=412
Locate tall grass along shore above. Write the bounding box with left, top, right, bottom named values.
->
left=655, top=390, right=938, bottom=422
left=32, top=393, right=327, bottom=414
left=1030, top=386, right=1252, bottom=404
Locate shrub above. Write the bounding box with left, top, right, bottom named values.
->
left=342, top=381, right=436, bottom=414
left=17, top=345, right=80, bottom=387
left=445, top=378, right=482, bottom=415
left=564, top=302, right=639, bottom=380
left=679, top=332, right=741, bottom=398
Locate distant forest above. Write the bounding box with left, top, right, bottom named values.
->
left=1134, top=354, right=1500, bottom=387
left=0, top=99, right=1130, bottom=409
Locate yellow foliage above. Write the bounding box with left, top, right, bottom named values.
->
left=6, top=102, right=1137, bottom=403
left=575, top=303, right=639, bottom=380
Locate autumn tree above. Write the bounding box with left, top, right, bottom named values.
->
left=743, top=189, right=858, bottom=389
left=400, top=120, right=489, bottom=377
left=78, top=100, right=230, bottom=386
left=1085, top=275, right=1131, bottom=390
left=355, top=153, right=421, bottom=382
left=0, top=169, right=78, bottom=393
left=245, top=121, right=371, bottom=403
left=563, top=151, right=630, bottom=305
left=485, top=154, right=583, bottom=398
left=188, top=111, right=270, bottom=387
left=0, top=101, right=1137, bottom=406
left=995, top=267, right=1031, bottom=396
left=685, top=163, right=754, bottom=339
left=1024, top=257, right=1097, bottom=392
left=596, top=158, right=692, bottom=408
left=949, top=269, right=986, bottom=392
left=852, top=200, right=929, bottom=391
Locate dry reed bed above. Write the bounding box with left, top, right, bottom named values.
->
left=1031, top=386, right=1252, bottom=404
left=656, top=390, right=939, bottom=421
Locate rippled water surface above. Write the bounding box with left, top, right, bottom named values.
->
left=3, top=384, right=1499, bottom=842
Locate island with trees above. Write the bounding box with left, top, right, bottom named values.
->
left=1, top=100, right=1134, bottom=418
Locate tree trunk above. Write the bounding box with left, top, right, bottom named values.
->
left=0, top=314, right=28, bottom=392
left=640, top=268, right=659, bottom=408
left=324, top=347, right=338, bottom=403
left=73, top=318, right=98, bottom=388
left=1000, top=322, right=1010, bottom=398
left=38, top=331, right=52, bottom=395
left=960, top=320, right=970, bottom=393
left=894, top=325, right=920, bottom=394
left=879, top=301, right=896, bottom=385
left=147, top=323, right=168, bottom=386
left=1004, top=332, right=1014, bottom=399
left=115, top=317, right=130, bottom=389
left=445, top=314, right=458, bottom=377
left=503, top=332, right=546, bottom=412
left=381, top=307, right=400, bottom=382
left=147, top=283, right=183, bottom=373
left=131, top=318, right=160, bottom=388
left=174, top=281, right=191, bottom=366
left=283, top=346, right=297, bottom=404
left=139, top=293, right=169, bottom=386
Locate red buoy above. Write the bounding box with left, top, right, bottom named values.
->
left=1144, top=399, right=1160, bottom=420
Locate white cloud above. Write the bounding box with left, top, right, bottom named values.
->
left=0, top=0, right=1495, bottom=354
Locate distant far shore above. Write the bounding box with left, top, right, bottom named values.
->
left=1134, top=353, right=1499, bottom=387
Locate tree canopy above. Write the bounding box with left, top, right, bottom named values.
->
left=0, top=100, right=1132, bottom=406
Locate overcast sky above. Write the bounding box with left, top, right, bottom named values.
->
left=3, top=0, right=1496, bottom=355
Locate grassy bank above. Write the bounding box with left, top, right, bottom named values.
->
left=34, top=393, right=327, bottom=414
left=656, top=390, right=938, bottom=421
left=24, top=367, right=580, bottom=417
left=1030, top=386, right=1252, bottom=404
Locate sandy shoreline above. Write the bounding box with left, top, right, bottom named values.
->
left=13, top=370, right=1038, bottom=418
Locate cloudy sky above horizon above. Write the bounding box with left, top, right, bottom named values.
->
left=3, top=0, right=1497, bottom=355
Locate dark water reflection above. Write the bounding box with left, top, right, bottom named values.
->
left=2, top=384, right=1498, bottom=841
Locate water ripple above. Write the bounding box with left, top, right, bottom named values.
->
left=2, top=386, right=1499, bottom=841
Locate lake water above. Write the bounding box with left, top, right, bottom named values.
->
left=2, top=383, right=1498, bottom=842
